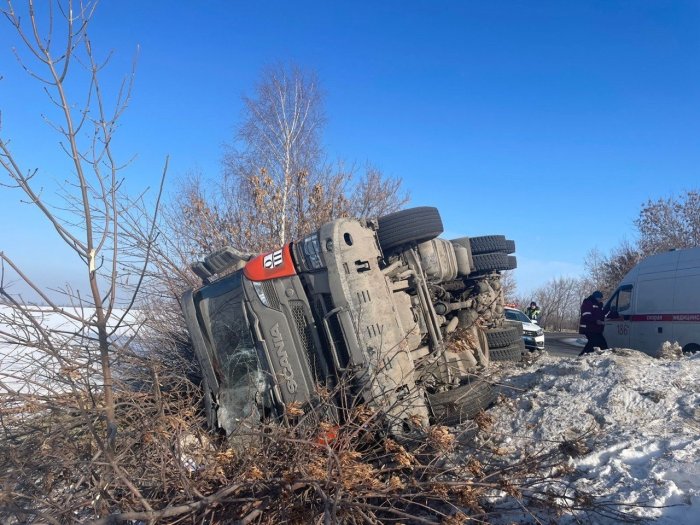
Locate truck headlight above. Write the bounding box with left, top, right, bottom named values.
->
left=253, top=281, right=271, bottom=307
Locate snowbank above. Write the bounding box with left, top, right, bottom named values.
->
left=485, top=348, right=700, bottom=524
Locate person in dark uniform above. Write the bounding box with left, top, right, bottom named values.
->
left=578, top=290, right=608, bottom=356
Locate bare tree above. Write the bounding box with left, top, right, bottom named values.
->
left=349, top=164, right=409, bottom=218
left=170, top=64, right=410, bottom=263
left=583, top=241, right=643, bottom=298
left=223, top=64, right=325, bottom=246
left=584, top=190, right=700, bottom=297
left=166, top=171, right=241, bottom=257
left=499, top=270, right=518, bottom=304
left=531, top=276, right=583, bottom=331
left=635, top=190, right=700, bottom=254
left=0, top=0, right=164, bottom=499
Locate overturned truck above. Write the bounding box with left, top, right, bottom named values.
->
left=181, top=207, right=522, bottom=434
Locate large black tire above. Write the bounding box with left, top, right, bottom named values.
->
left=682, top=343, right=700, bottom=355
left=506, top=255, right=517, bottom=270
left=470, top=235, right=506, bottom=255
left=490, top=340, right=525, bottom=362
left=428, top=379, right=496, bottom=425
left=485, top=326, right=520, bottom=349
left=377, top=207, right=443, bottom=253
left=504, top=239, right=516, bottom=254
left=472, top=252, right=510, bottom=272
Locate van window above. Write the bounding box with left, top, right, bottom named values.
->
left=607, top=285, right=632, bottom=315
left=617, top=287, right=632, bottom=311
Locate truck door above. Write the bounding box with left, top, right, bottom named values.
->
left=604, top=285, right=632, bottom=348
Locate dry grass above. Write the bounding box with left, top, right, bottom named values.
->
left=0, top=345, right=646, bottom=525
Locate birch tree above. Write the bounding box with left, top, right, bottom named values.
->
left=226, top=64, right=324, bottom=246
left=214, top=64, right=409, bottom=257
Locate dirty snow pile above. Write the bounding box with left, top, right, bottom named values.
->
left=483, top=348, right=700, bottom=524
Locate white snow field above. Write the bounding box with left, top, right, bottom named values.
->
left=484, top=348, right=700, bottom=524
left=0, top=305, right=138, bottom=395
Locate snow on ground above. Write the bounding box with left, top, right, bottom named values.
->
left=0, top=305, right=137, bottom=394
left=483, top=348, right=700, bottom=524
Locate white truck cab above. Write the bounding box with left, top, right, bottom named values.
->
left=604, top=247, right=700, bottom=355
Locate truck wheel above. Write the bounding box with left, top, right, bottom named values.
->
left=506, top=255, right=517, bottom=270
left=485, top=326, right=520, bottom=349
left=682, top=343, right=700, bottom=355
left=472, top=252, right=510, bottom=272
left=470, top=235, right=506, bottom=255
left=504, top=239, right=516, bottom=254
left=489, top=341, right=524, bottom=362
left=377, top=207, right=444, bottom=253
left=428, top=379, right=496, bottom=425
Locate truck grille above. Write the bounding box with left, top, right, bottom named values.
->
left=291, top=301, right=319, bottom=380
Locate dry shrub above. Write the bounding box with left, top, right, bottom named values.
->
left=446, top=328, right=478, bottom=353
left=657, top=341, right=683, bottom=360
left=1, top=345, right=644, bottom=525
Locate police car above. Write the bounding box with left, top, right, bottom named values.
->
left=505, top=306, right=545, bottom=351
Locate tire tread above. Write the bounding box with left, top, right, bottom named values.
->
left=428, top=379, right=496, bottom=425
left=377, top=207, right=444, bottom=252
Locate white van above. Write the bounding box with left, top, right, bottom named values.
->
left=604, top=247, right=700, bottom=355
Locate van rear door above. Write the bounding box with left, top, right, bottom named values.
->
left=604, top=285, right=632, bottom=348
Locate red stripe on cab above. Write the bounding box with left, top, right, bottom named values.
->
left=243, top=244, right=297, bottom=282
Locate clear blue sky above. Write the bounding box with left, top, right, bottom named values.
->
left=1, top=0, right=699, bottom=299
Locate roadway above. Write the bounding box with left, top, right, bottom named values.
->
left=541, top=331, right=585, bottom=358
